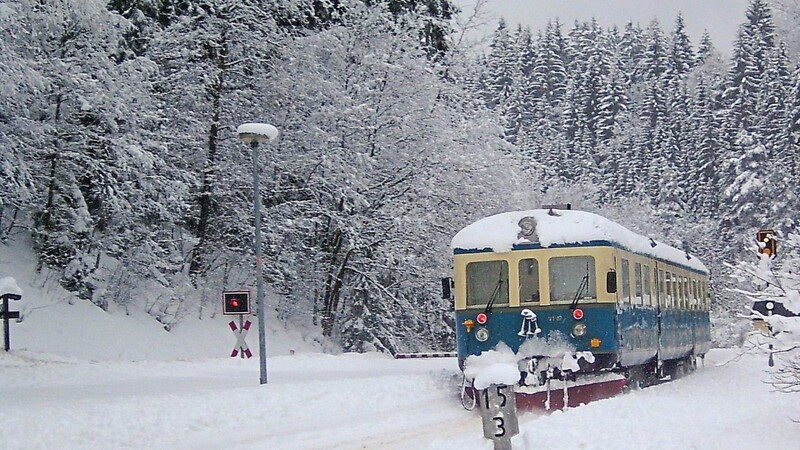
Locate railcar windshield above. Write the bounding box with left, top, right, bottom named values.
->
left=466, top=260, right=509, bottom=307
left=519, top=258, right=540, bottom=303
left=549, top=256, right=596, bottom=302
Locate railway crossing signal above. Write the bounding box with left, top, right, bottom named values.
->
left=222, top=291, right=252, bottom=358
left=756, top=230, right=777, bottom=258
left=222, top=291, right=251, bottom=315
left=229, top=319, right=253, bottom=358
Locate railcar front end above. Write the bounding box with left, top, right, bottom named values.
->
left=448, top=208, right=711, bottom=410
left=452, top=241, right=627, bottom=409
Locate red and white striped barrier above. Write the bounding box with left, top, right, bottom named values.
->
left=393, top=352, right=457, bottom=359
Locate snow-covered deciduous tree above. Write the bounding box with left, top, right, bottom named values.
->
left=147, top=0, right=285, bottom=302
left=1, top=0, right=178, bottom=308
left=256, top=1, right=523, bottom=351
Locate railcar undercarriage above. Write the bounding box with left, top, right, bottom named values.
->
left=461, top=352, right=701, bottom=411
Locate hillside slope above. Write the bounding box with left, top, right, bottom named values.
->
left=0, top=234, right=323, bottom=361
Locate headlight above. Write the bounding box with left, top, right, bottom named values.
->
left=572, top=323, right=587, bottom=337
left=475, top=327, right=490, bottom=342
left=766, top=301, right=775, bottom=310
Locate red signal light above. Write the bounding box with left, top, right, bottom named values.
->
left=222, top=291, right=251, bottom=315
left=572, top=308, right=584, bottom=320
left=476, top=313, right=488, bottom=324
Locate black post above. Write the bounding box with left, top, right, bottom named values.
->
left=3, top=297, right=9, bottom=352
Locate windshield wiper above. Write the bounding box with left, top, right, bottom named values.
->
left=569, top=263, right=590, bottom=310
left=484, top=275, right=505, bottom=316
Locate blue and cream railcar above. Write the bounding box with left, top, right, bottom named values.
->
left=450, top=207, right=711, bottom=405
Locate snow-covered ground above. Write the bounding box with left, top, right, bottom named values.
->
left=1, top=348, right=797, bottom=449
left=2, top=240, right=798, bottom=449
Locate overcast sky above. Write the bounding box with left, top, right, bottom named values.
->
left=453, top=0, right=753, bottom=54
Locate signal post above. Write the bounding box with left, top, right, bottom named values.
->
left=479, top=384, right=519, bottom=449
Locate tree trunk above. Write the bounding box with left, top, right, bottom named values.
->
left=188, top=71, right=224, bottom=286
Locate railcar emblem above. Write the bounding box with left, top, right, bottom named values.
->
left=518, top=308, right=542, bottom=337
left=517, top=217, right=539, bottom=241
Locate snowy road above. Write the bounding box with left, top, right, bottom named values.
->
left=1, top=349, right=797, bottom=449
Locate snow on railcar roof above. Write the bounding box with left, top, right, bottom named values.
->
left=452, top=209, right=708, bottom=274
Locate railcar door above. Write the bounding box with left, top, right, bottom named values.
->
left=654, top=262, right=663, bottom=362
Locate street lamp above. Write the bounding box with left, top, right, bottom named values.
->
left=237, top=122, right=279, bottom=385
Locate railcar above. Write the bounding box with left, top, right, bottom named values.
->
left=446, top=206, right=711, bottom=409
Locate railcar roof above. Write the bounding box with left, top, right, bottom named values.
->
left=451, top=209, right=709, bottom=274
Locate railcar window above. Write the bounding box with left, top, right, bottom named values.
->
left=466, top=261, right=509, bottom=308
left=643, top=265, right=652, bottom=306
left=620, top=259, right=631, bottom=304
left=691, top=279, right=698, bottom=310
left=683, top=277, right=689, bottom=310
left=634, top=263, right=643, bottom=306
left=658, top=269, right=665, bottom=308
left=695, top=280, right=705, bottom=310
left=519, top=259, right=540, bottom=303
left=665, top=272, right=674, bottom=309
left=677, top=275, right=685, bottom=309
left=549, top=256, right=597, bottom=302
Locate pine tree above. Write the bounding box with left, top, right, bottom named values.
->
left=482, top=19, right=514, bottom=109
left=619, top=22, right=645, bottom=83
left=668, top=13, right=695, bottom=79
left=726, top=0, right=777, bottom=132
left=640, top=19, right=669, bottom=81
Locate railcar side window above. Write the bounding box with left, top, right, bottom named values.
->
left=643, top=265, right=652, bottom=306
left=621, top=259, right=631, bottom=304
left=677, top=275, right=685, bottom=309
left=634, top=262, right=643, bottom=306
left=665, top=272, right=673, bottom=308
left=683, top=276, right=689, bottom=310
left=466, top=261, right=509, bottom=308
left=519, top=258, right=540, bottom=303
left=549, top=256, right=597, bottom=302
left=658, top=269, right=665, bottom=307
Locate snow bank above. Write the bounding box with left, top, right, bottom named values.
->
left=463, top=343, right=520, bottom=389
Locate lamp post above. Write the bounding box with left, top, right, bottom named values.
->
left=237, top=122, right=279, bottom=385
